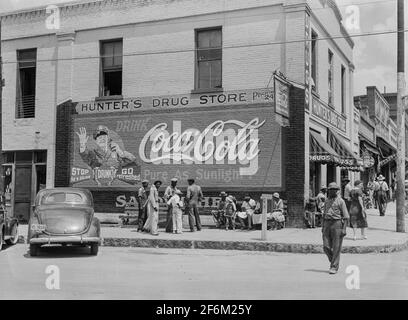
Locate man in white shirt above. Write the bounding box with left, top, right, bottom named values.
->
left=167, top=190, right=184, bottom=234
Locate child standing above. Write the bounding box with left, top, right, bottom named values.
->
left=167, top=190, right=184, bottom=234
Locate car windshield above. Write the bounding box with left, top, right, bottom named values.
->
left=41, top=192, right=87, bottom=205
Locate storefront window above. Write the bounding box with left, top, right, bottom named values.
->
left=35, top=165, right=47, bottom=193
left=34, top=150, right=47, bottom=163
left=3, top=165, right=13, bottom=208
left=310, top=162, right=320, bottom=197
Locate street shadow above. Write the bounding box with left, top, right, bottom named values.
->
left=23, top=245, right=97, bottom=259
left=304, top=269, right=329, bottom=274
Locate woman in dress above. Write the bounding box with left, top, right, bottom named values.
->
left=349, top=180, right=368, bottom=240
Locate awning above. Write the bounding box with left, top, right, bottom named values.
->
left=327, top=129, right=363, bottom=168
left=359, top=137, right=379, bottom=155
left=310, top=131, right=342, bottom=165
left=309, top=132, right=362, bottom=171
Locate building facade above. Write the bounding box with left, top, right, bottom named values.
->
left=354, top=87, right=399, bottom=191
left=1, top=0, right=356, bottom=226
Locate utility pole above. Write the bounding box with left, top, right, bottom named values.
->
left=396, top=0, right=405, bottom=233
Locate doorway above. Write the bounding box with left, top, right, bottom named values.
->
left=1, top=150, right=47, bottom=222
left=14, top=164, right=32, bottom=221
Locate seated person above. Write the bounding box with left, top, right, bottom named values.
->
left=237, top=195, right=256, bottom=230
left=212, top=191, right=228, bottom=228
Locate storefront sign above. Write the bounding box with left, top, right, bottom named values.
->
left=362, top=153, right=375, bottom=168
left=70, top=104, right=282, bottom=189
left=379, top=154, right=396, bottom=168
left=274, top=76, right=290, bottom=125
left=76, top=88, right=275, bottom=114
left=311, top=98, right=346, bottom=132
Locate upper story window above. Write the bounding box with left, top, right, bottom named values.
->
left=195, top=28, right=222, bottom=90
left=328, top=50, right=334, bottom=106
left=311, top=30, right=318, bottom=91
left=100, top=39, right=123, bottom=97
left=341, top=65, right=346, bottom=114
left=16, top=48, right=37, bottom=119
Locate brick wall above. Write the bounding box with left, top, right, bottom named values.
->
left=55, top=100, right=76, bottom=187
left=284, top=85, right=305, bottom=227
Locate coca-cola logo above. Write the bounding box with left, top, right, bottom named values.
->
left=139, top=118, right=265, bottom=175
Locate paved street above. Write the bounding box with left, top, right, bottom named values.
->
left=0, top=244, right=406, bottom=300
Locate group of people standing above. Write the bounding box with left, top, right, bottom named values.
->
left=136, top=178, right=203, bottom=236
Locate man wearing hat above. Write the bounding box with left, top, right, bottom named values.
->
left=167, top=189, right=184, bottom=234
left=322, top=182, right=349, bottom=274
left=272, top=193, right=284, bottom=212
left=76, top=125, right=136, bottom=170
left=186, top=178, right=204, bottom=232
left=137, top=180, right=150, bottom=232
left=164, top=178, right=180, bottom=232
left=376, top=174, right=389, bottom=216
left=143, top=180, right=162, bottom=236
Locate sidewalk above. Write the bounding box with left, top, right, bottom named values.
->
left=18, top=202, right=408, bottom=254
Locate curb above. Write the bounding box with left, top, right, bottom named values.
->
left=101, top=237, right=408, bottom=254
left=18, top=235, right=408, bottom=254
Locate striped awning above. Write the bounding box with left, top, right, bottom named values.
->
left=327, top=129, right=363, bottom=171
left=310, top=131, right=343, bottom=164
left=310, top=131, right=363, bottom=171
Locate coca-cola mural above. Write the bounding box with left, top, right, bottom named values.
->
left=71, top=98, right=283, bottom=190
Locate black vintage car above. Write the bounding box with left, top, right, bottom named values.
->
left=0, top=195, right=19, bottom=251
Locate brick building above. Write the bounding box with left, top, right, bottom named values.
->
left=0, top=0, right=357, bottom=226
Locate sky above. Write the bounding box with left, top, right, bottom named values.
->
left=0, top=0, right=405, bottom=96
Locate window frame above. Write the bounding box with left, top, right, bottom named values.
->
left=341, top=65, right=346, bottom=115
left=194, top=27, right=223, bottom=92
left=328, top=49, right=334, bottom=107
left=99, top=38, right=123, bottom=98
left=311, top=30, right=318, bottom=92
left=16, top=48, right=37, bottom=119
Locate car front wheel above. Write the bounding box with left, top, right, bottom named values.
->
left=90, top=244, right=99, bottom=256
left=29, top=244, right=39, bottom=257
left=6, top=224, right=19, bottom=245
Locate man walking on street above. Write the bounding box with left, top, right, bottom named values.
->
left=376, top=175, right=389, bottom=216
left=137, top=180, right=149, bottom=232
left=164, top=178, right=180, bottom=233
left=322, top=182, right=349, bottom=274
left=186, top=178, right=203, bottom=232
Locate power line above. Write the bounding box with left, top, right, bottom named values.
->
left=2, top=27, right=406, bottom=65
